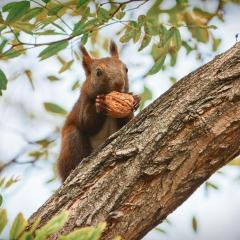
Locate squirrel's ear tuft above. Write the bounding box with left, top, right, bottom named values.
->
left=109, top=40, right=119, bottom=58
left=80, top=45, right=92, bottom=74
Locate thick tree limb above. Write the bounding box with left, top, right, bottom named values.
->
left=27, top=43, right=240, bottom=240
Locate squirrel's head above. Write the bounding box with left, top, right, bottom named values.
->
left=80, top=41, right=128, bottom=96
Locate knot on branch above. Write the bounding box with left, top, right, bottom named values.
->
left=115, top=146, right=138, bottom=160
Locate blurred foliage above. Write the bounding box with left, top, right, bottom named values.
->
left=191, top=216, right=198, bottom=233
left=0, top=0, right=240, bottom=239
left=0, top=180, right=113, bottom=239
left=0, top=0, right=239, bottom=99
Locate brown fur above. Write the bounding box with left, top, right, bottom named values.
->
left=57, top=41, right=133, bottom=182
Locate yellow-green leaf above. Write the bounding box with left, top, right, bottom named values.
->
left=22, top=7, right=43, bottom=21
left=138, top=34, right=151, bottom=51
left=169, top=27, right=182, bottom=52
left=10, top=213, right=28, bottom=239
left=38, top=41, right=68, bottom=60
left=47, top=75, right=60, bottom=81
left=212, top=38, right=221, bottom=51
left=0, top=209, right=7, bottom=234
left=147, top=55, right=166, bottom=75
left=59, top=60, right=74, bottom=73
left=1, top=48, right=24, bottom=59
left=35, top=211, right=69, bottom=240
left=44, top=102, right=67, bottom=115
left=139, top=85, right=152, bottom=109
left=4, top=176, right=19, bottom=188
left=48, top=5, right=63, bottom=16
left=59, top=222, right=106, bottom=240
left=155, top=227, right=166, bottom=234
left=192, top=216, right=198, bottom=233
left=184, top=12, right=209, bottom=43
left=25, top=70, right=34, bottom=90
left=77, top=0, right=88, bottom=7
left=71, top=80, right=80, bottom=91
left=19, top=218, right=40, bottom=240
left=205, top=181, right=219, bottom=190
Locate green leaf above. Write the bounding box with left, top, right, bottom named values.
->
left=10, top=213, right=28, bottom=239
left=182, top=41, right=194, bottom=54
left=170, top=27, right=182, bottom=52
left=35, top=211, right=69, bottom=240
left=0, top=194, right=2, bottom=206
left=0, top=39, right=8, bottom=53
left=205, top=181, right=219, bottom=190
left=71, top=80, right=80, bottom=91
left=81, top=33, right=89, bottom=45
left=59, top=222, right=106, bottom=240
left=48, top=5, right=63, bottom=16
left=22, top=7, right=43, bottom=21
left=177, top=0, right=188, bottom=3
left=138, top=34, right=151, bottom=51
left=155, top=227, right=166, bottom=234
left=170, top=52, right=177, bottom=66
left=3, top=1, right=30, bottom=23
left=137, top=15, right=146, bottom=26
left=212, top=38, right=221, bottom=51
left=41, top=0, right=50, bottom=3
left=170, top=76, right=177, bottom=84
left=35, top=30, right=65, bottom=35
left=0, top=69, right=7, bottom=96
left=20, top=218, right=40, bottom=240
left=1, top=48, right=23, bottom=59
left=98, top=7, right=109, bottom=21
left=44, top=102, right=67, bottom=115
left=115, top=10, right=125, bottom=20
left=120, top=21, right=139, bottom=43
left=38, top=41, right=68, bottom=60
left=0, top=209, right=8, bottom=234
left=73, top=20, right=85, bottom=36
left=77, top=0, right=88, bottom=7
left=139, top=85, right=153, bottom=110
left=192, top=216, right=198, bottom=233
left=147, top=55, right=166, bottom=75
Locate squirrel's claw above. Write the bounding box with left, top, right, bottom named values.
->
left=96, top=95, right=109, bottom=114
left=133, top=95, right=141, bottom=110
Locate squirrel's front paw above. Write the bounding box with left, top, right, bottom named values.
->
left=133, top=95, right=141, bottom=110
left=96, top=95, right=109, bottom=114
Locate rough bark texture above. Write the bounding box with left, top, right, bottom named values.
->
left=27, top=43, right=240, bottom=240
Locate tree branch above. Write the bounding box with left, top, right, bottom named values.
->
left=26, top=43, right=240, bottom=240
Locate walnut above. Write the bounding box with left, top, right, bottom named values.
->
left=105, top=91, right=135, bottom=118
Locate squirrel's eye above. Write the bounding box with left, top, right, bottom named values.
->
left=125, top=66, right=128, bottom=73
left=96, top=68, right=102, bottom=77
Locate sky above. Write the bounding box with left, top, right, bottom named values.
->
left=0, top=0, right=240, bottom=240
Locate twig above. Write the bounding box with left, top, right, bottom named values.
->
left=100, top=0, right=145, bottom=6
left=0, top=131, right=57, bottom=173
left=29, top=0, right=73, bottom=33
left=125, top=0, right=148, bottom=11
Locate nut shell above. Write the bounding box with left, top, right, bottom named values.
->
left=105, top=91, right=134, bottom=118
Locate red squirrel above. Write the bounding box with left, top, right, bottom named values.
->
left=57, top=41, right=139, bottom=182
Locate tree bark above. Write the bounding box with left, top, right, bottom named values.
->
left=27, top=43, right=240, bottom=240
